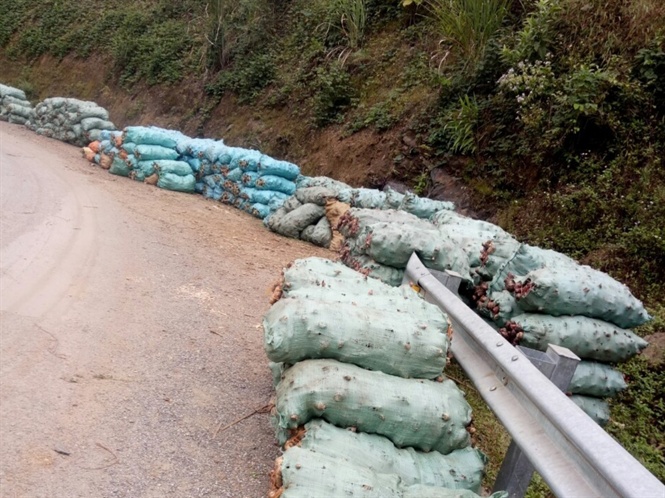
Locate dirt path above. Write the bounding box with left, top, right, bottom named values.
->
left=0, top=122, right=329, bottom=497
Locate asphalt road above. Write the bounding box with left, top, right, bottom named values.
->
left=0, top=122, right=327, bottom=497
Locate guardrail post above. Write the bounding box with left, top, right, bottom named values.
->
left=493, top=344, right=580, bottom=497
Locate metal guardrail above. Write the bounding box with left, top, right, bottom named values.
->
left=404, top=253, right=664, bottom=498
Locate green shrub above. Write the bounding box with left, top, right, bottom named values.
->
left=313, top=61, right=356, bottom=126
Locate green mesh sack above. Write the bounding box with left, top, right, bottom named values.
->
left=343, top=254, right=405, bottom=287
left=134, top=144, right=179, bottom=161
left=384, top=186, right=406, bottom=209
left=295, top=186, right=338, bottom=206
left=272, top=204, right=325, bottom=239
left=569, top=361, right=627, bottom=398
left=275, top=446, right=501, bottom=498
left=282, top=257, right=396, bottom=294
left=274, top=359, right=472, bottom=454
left=365, top=222, right=472, bottom=277
left=570, top=395, right=610, bottom=426
left=109, top=157, right=131, bottom=177
left=296, top=175, right=352, bottom=192
left=297, top=419, right=486, bottom=491
left=399, top=192, right=455, bottom=218
left=282, top=258, right=431, bottom=315
left=475, top=290, right=522, bottom=326
left=157, top=173, right=196, bottom=193
left=512, top=314, right=648, bottom=363
left=431, top=210, right=510, bottom=236
left=488, top=244, right=577, bottom=292
left=338, top=209, right=433, bottom=238
left=512, top=266, right=650, bottom=329
left=154, top=160, right=193, bottom=176
left=263, top=297, right=449, bottom=379
left=300, top=216, right=332, bottom=248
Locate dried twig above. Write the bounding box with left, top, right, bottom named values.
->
left=212, top=403, right=272, bottom=439
left=35, top=324, right=67, bottom=359
left=80, top=442, right=119, bottom=470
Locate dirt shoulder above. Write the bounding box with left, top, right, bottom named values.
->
left=0, top=121, right=329, bottom=497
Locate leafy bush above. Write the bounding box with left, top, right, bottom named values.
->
left=206, top=52, right=275, bottom=103
left=313, top=61, right=356, bottom=126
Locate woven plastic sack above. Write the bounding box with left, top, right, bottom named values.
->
left=230, top=149, right=261, bottom=171
left=176, top=137, right=216, bottom=157
left=245, top=203, right=268, bottom=218
left=432, top=210, right=512, bottom=239
left=348, top=188, right=388, bottom=209
left=512, top=266, right=650, bottom=328
left=136, top=160, right=157, bottom=177
left=154, top=160, right=192, bottom=176
left=280, top=257, right=396, bottom=296
left=134, top=144, right=179, bottom=161
left=338, top=209, right=433, bottom=238
left=6, top=103, right=33, bottom=119
left=300, top=217, right=332, bottom=248
left=257, top=156, right=300, bottom=180
left=341, top=254, right=406, bottom=287
left=569, top=361, right=627, bottom=398
left=80, top=117, right=115, bottom=132
left=241, top=171, right=260, bottom=186
left=296, top=175, right=351, bottom=192
left=511, top=313, right=648, bottom=362
left=487, top=243, right=576, bottom=291
left=109, top=157, right=131, bottom=177
left=295, top=186, right=337, bottom=206
left=365, top=222, right=472, bottom=278
left=294, top=420, right=486, bottom=491
left=224, top=167, right=243, bottom=182
left=241, top=188, right=290, bottom=205
left=272, top=446, right=501, bottom=498
left=7, top=115, right=28, bottom=125
left=256, top=175, right=296, bottom=195
left=272, top=204, right=325, bottom=239
left=121, top=142, right=137, bottom=155
left=157, top=173, right=196, bottom=193
left=274, top=359, right=472, bottom=454
left=264, top=297, right=449, bottom=379
left=476, top=290, right=522, bottom=325
left=570, top=395, right=610, bottom=426
left=123, top=126, right=180, bottom=148
left=0, top=84, right=27, bottom=100
left=400, top=192, right=454, bottom=218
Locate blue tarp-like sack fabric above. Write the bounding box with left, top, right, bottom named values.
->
left=255, top=175, right=296, bottom=195
left=157, top=173, right=196, bottom=193
left=134, top=144, right=179, bottom=161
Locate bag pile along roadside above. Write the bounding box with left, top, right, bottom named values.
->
left=336, top=207, right=650, bottom=425
left=28, top=97, right=115, bottom=146
left=0, top=84, right=34, bottom=125
left=264, top=257, right=507, bottom=498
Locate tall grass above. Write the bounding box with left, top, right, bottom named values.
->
left=324, top=0, right=367, bottom=63
left=206, top=0, right=269, bottom=70
left=425, top=0, right=511, bottom=69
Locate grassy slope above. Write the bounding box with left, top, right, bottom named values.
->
left=2, top=0, right=663, bottom=489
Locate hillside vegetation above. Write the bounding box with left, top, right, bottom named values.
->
left=2, top=0, right=664, bottom=489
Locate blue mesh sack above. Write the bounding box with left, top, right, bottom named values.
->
left=255, top=175, right=296, bottom=195
left=257, top=156, right=300, bottom=180
left=157, top=173, right=196, bottom=193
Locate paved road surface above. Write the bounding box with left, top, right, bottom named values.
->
left=0, top=122, right=327, bottom=497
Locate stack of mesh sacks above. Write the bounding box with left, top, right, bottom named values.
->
left=264, top=258, right=506, bottom=498
left=192, top=141, right=299, bottom=219
left=120, top=126, right=194, bottom=192
left=79, top=125, right=300, bottom=213
left=265, top=176, right=455, bottom=249
left=338, top=208, right=650, bottom=425
left=0, top=84, right=34, bottom=125
left=28, top=98, right=115, bottom=146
